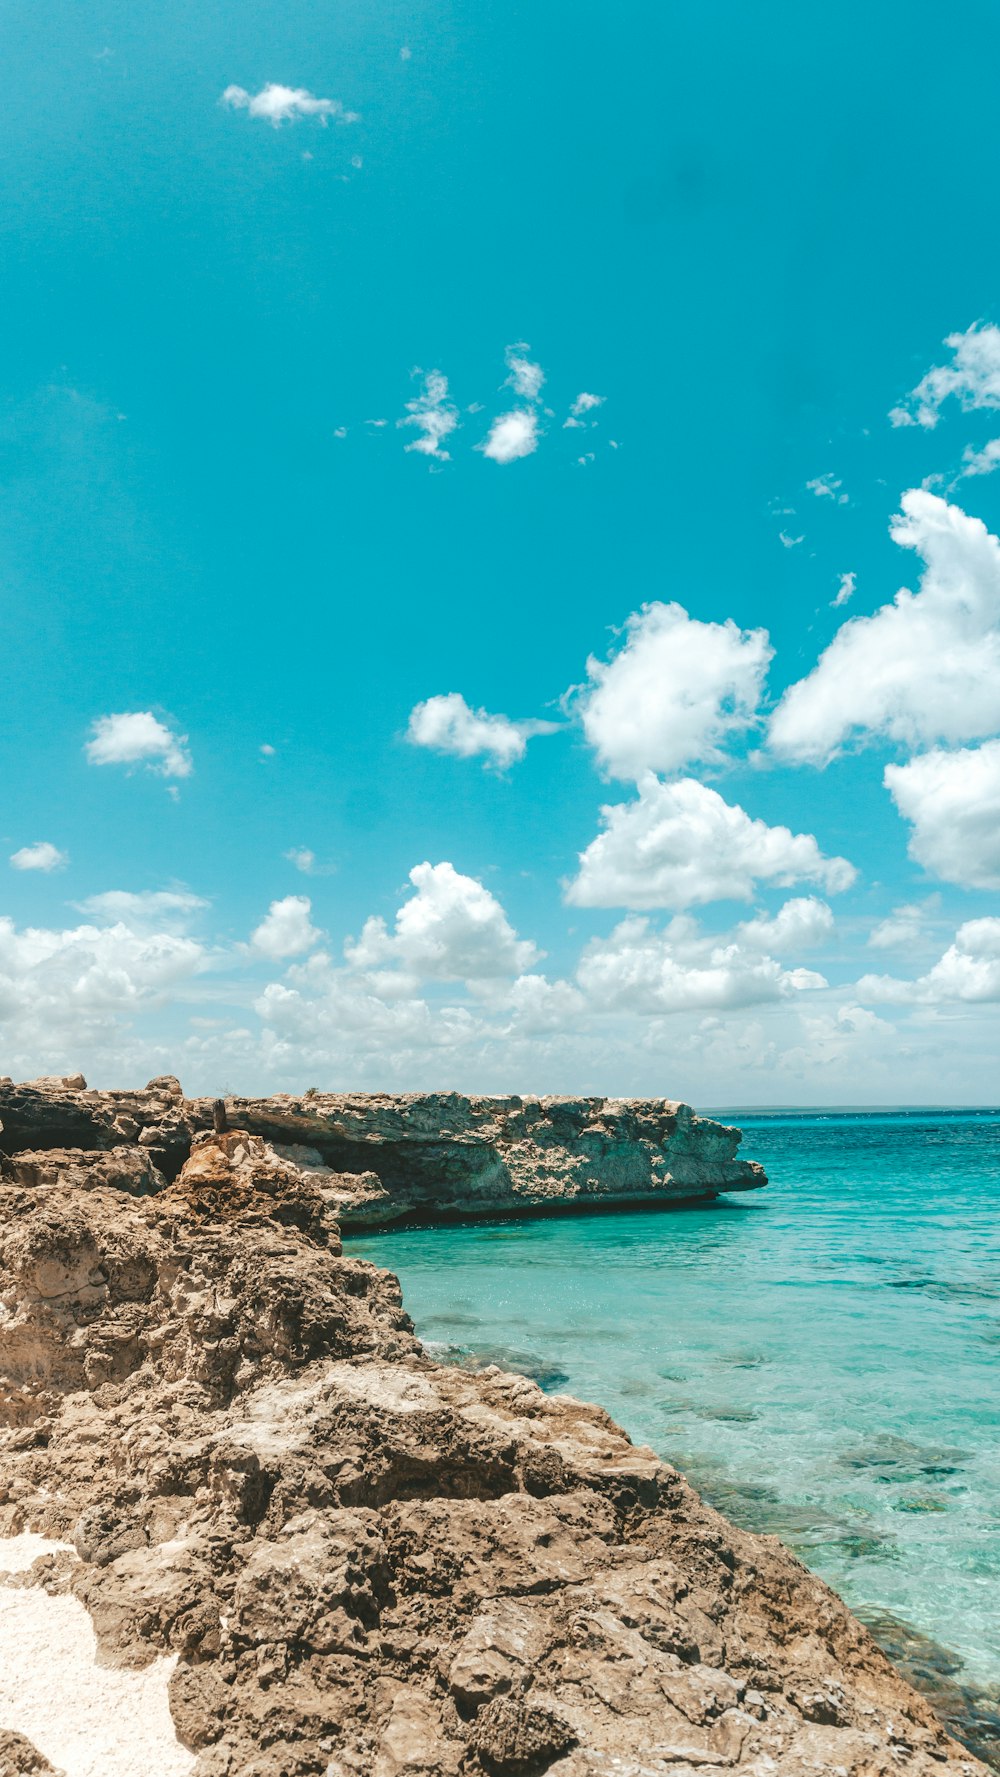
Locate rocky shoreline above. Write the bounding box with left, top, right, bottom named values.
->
left=0, top=1077, right=989, bottom=1775
left=0, top=1077, right=766, bottom=1229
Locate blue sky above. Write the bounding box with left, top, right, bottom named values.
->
left=4, top=0, right=1000, bottom=1102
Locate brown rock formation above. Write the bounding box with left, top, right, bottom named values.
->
left=0, top=1102, right=987, bottom=1777
left=0, top=1077, right=765, bottom=1227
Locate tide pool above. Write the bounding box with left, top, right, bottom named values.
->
left=350, top=1110, right=1000, bottom=1754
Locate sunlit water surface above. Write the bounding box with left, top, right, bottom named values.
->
left=351, top=1111, right=1000, bottom=1715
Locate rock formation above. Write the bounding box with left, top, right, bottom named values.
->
left=0, top=1079, right=988, bottom=1775
left=0, top=1077, right=764, bottom=1228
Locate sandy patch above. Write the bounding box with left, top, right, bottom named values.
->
left=0, top=1536, right=195, bottom=1777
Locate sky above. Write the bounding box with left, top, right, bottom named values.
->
left=4, top=0, right=1000, bottom=1104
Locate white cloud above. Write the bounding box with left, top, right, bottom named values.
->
left=890, top=322, right=1000, bottom=429
left=221, top=84, right=355, bottom=127
left=868, top=900, right=937, bottom=950
left=251, top=895, right=321, bottom=959
left=407, top=692, right=557, bottom=769
left=779, top=531, right=804, bottom=549
left=858, top=917, right=1000, bottom=1004
left=564, top=392, right=604, bottom=428
left=75, top=890, right=208, bottom=933
left=576, top=914, right=826, bottom=1014
left=0, top=912, right=209, bottom=1068
left=345, top=861, right=540, bottom=983
left=399, top=370, right=459, bottom=461
left=770, top=490, right=1000, bottom=763
left=566, top=776, right=856, bottom=911
left=10, top=842, right=67, bottom=873
left=478, top=409, right=539, bottom=464
left=832, top=571, right=856, bottom=608
left=286, top=848, right=315, bottom=874
left=573, top=601, right=772, bottom=781
left=958, top=437, right=1000, bottom=479
left=504, top=344, right=544, bottom=402
left=85, top=711, right=192, bottom=779
left=884, top=739, right=1000, bottom=889
left=737, top=896, right=835, bottom=952
left=807, top=473, right=848, bottom=504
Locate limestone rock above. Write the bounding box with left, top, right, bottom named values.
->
left=0, top=1081, right=766, bottom=1225
left=0, top=1112, right=986, bottom=1777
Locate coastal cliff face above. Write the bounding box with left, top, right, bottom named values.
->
left=0, top=1077, right=765, bottom=1228
left=0, top=1083, right=988, bottom=1777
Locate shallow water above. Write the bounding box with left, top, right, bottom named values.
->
left=351, top=1110, right=1000, bottom=1727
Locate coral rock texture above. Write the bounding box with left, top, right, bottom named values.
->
left=0, top=1083, right=987, bottom=1775
left=0, top=1078, right=765, bottom=1228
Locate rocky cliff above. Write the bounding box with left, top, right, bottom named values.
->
left=0, top=1076, right=765, bottom=1228
left=0, top=1082, right=987, bottom=1777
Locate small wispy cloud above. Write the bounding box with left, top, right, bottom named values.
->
left=504, top=343, right=545, bottom=402
left=10, top=841, right=67, bottom=873
left=285, top=847, right=336, bottom=877
left=806, top=472, right=848, bottom=505
left=221, top=83, right=357, bottom=127
left=564, top=391, right=604, bottom=428
left=958, top=437, right=1000, bottom=480
left=831, top=571, right=856, bottom=608
left=85, top=712, right=192, bottom=780
left=779, top=531, right=804, bottom=550
left=399, top=370, right=459, bottom=461
left=890, top=321, right=1000, bottom=428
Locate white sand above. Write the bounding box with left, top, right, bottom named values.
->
left=0, top=1535, right=195, bottom=1777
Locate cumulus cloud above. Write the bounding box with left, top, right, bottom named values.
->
left=399, top=370, right=459, bottom=461
left=85, top=712, right=192, bottom=779
left=345, top=861, right=540, bottom=984
left=251, top=895, right=321, bottom=959
left=884, top=739, right=1000, bottom=889
left=221, top=84, right=355, bottom=126
left=737, top=897, right=835, bottom=952
left=832, top=571, right=856, bottom=608
left=573, top=601, right=772, bottom=781
left=10, top=842, right=66, bottom=873
left=0, top=912, right=208, bottom=1068
left=566, top=776, right=856, bottom=911
left=478, top=409, right=539, bottom=464
left=576, top=914, right=826, bottom=1015
left=858, top=918, right=1000, bottom=1004
left=890, top=322, right=1000, bottom=428
left=770, top=490, right=1000, bottom=763
left=406, top=692, right=557, bottom=769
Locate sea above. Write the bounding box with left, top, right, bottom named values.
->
left=349, top=1109, right=1000, bottom=1766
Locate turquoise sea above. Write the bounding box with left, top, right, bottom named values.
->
left=351, top=1111, right=1000, bottom=1764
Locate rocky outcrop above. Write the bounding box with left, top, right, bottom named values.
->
left=0, top=1116, right=987, bottom=1777
left=0, top=1077, right=765, bottom=1228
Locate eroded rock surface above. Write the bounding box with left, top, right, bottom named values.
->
left=0, top=1077, right=765, bottom=1227
left=0, top=1111, right=987, bottom=1777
